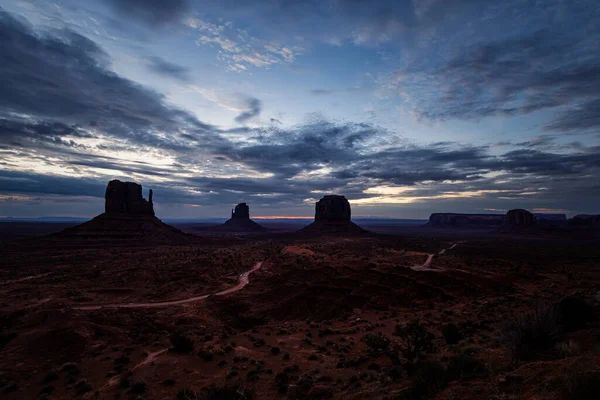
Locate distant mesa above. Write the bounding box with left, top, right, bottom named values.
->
left=301, top=195, right=365, bottom=234
left=58, top=180, right=193, bottom=241
left=427, top=213, right=504, bottom=229
left=504, top=209, right=536, bottom=226
left=217, top=202, right=266, bottom=232
left=569, top=214, right=600, bottom=228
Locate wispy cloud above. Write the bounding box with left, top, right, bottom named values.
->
left=190, top=18, right=304, bottom=72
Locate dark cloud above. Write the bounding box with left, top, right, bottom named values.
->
left=0, top=8, right=224, bottom=153
left=234, top=97, right=262, bottom=124
left=105, top=0, right=190, bottom=27
left=389, top=2, right=600, bottom=132
left=146, top=56, right=191, bottom=81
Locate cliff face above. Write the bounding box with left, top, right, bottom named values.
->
left=315, top=195, right=351, bottom=221
left=302, top=195, right=364, bottom=234
left=105, top=180, right=154, bottom=216
left=505, top=209, right=536, bottom=226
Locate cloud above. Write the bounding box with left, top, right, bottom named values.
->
left=105, top=0, right=190, bottom=27
left=146, top=56, right=191, bottom=81
left=0, top=8, right=224, bottom=154
left=190, top=17, right=304, bottom=72
left=381, top=2, right=600, bottom=131
left=234, top=97, right=262, bottom=124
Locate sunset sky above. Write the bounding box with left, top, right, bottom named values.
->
left=1, top=0, right=599, bottom=219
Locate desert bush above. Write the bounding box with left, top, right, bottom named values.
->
left=555, top=296, right=597, bottom=332
left=170, top=332, right=194, bottom=353
left=558, top=369, right=600, bottom=400
left=393, top=320, right=435, bottom=371
left=446, top=354, right=487, bottom=380
left=441, top=323, right=462, bottom=345
left=198, top=383, right=254, bottom=400
left=362, top=333, right=392, bottom=354
left=177, top=388, right=198, bottom=400
left=130, top=381, right=147, bottom=394
left=500, top=303, right=561, bottom=361
left=397, top=360, right=447, bottom=400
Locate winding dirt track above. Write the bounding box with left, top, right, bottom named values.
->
left=411, top=243, right=459, bottom=271
left=73, top=262, right=263, bottom=311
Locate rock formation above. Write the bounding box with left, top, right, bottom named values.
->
left=218, top=203, right=266, bottom=232
left=231, top=202, right=250, bottom=220
left=301, top=195, right=365, bottom=234
left=505, top=209, right=536, bottom=226
left=569, top=214, right=600, bottom=228
left=105, top=180, right=154, bottom=215
left=315, top=195, right=351, bottom=221
left=427, top=213, right=504, bottom=228
left=58, top=180, right=194, bottom=242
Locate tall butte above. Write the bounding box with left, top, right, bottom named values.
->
left=59, top=180, right=192, bottom=241
left=218, top=202, right=266, bottom=231
left=301, top=195, right=365, bottom=234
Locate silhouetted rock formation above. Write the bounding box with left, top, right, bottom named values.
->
left=231, top=202, right=250, bottom=220
left=105, top=180, right=154, bottom=215
left=569, top=214, right=600, bottom=228
left=218, top=203, right=266, bottom=232
left=427, top=213, right=504, bottom=229
left=505, top=209, right=536, bottom=226
left=301, top=195, right=365, bottom=234
left=57, top=180, right=194, bottom=242
left=534, top=213, right=567, bottom=228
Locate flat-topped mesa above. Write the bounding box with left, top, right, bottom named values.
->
left=505, top=209, right=536, bottom=226
left=315, top=195, right=351, bottom=222
left=105, top=179, right=154, bottom=216
left=428, top=213, right=505, bottom=228
left=231, top=203, right=250, bottom=220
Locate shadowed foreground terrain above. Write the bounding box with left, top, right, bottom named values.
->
left=1, top=226, right=599, bottom=400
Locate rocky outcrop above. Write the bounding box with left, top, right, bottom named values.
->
left=315, top=195, right=351, bottom=221
left=301, top=195, right=365, bottom=234
left=505, top=209, right=536, bottom=226
left=231, top=203, right=250, bottom=220
left=105, top=180, right=154, bottom=215
left=219, top=203, right=266, bottom=232
left=427, top=213, right=504, bottom=228
left=569, top=214, right=600, bottom=228
left=57, top=180, right=195, bottom=242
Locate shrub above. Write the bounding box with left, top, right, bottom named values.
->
left=363, top=333, right=392, bottom=353
left=441, top=323, right=462, bottom=345
left=555, top=296, right=597, bottom=332
left=177, top=388, right=198, bottom=400
left=393, top=320, right=435, bottom=371
left=130, top=381, right=147, bottom=394
left=558, top=370, right=600, bottom=400
left=500, top=304, right=560, bottom=361
left=199, top=383, right=255, bottom=400
left=446, top=354, right=487, bottom=381
left=170, top=333, right=195, bottom=353
left=398, top=361, right=447, bottom=400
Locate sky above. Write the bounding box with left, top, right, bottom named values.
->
left=0, top=0, right=599, bottom=219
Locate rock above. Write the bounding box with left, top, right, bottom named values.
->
left=231, top=203, right=250, bottom=219
left=301, top=195, right=365, bottom=234
left=307, top=385, right=333, bottom=399
left=505, top=209, right=536, bottom=226
left=315, top=195, right=351, bottom=221
left=569, top=214, right=600, bottom=227
left=105, top=180, right=154, bottom=215
left=427, top=213, right=504, bottom=228
left=217, top=203, right=266, bottom=232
